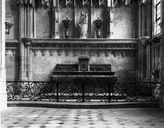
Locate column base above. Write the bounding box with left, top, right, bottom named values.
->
left=20, top=71, right=28, bottom=81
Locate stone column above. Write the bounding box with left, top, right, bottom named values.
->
left=146, top=1, right=152, bottom=36
left=160, top=0, right=164, bottom=109
left=141, top=4, right=146, bottom=36
left=0, top=0, right=7, bottom=110
left=138, top=3, right=142, bottom=37
left=19, top=4, right=34, bottom=81
left=106, top=7, right=113, bottom=38
left=146, top=44, right=151, bottom=79
left=138, top=36, right=150, bottom=80
left=21, top=38, right=33, bottom=81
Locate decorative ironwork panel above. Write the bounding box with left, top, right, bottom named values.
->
left=7, top=81, right=160, bottom=103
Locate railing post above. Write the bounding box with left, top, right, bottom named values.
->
left=56, top=82, right=59, bottom=102
left=108, top=82, right=111, bottom=103
left=82, top=83, right=85, bottom=102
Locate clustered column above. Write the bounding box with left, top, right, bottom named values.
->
left=19, top=3, right=34, bottom=81
left=138, top=1, right=151, bottom=80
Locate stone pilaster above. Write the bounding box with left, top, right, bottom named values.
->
left=20, top=38, right=33, bottom=81
left=138, top=3, right=142, bottom=37
left=0, top=0, right=7, bottom=110
left=106, top=7, right=113, bottom=38
left=18, top=4, right=35, bottom=81
left=141, top=4, right=146, bottom=36
left=50, top=7, right=60, bottom=38
left=146, top=1, right=152, bottom=36
left=160, top=0, right=164, bottom=109
left=138, top=36, right=150, bottom=80
left=146, top=44, right=151, bottom=79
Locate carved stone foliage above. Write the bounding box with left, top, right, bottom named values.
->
left=31, top=48, right=136, bottom=57
left=6, top=81, right=159, bottom=102
left=30, top=39, right=138, bottom=57
left=16, top=0, right=137, bottom=8
left=6, top=41, right=19, bottom=56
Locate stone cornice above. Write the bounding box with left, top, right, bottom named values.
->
left=5, top=40, right=19, bottom=48
left=31, top=38, right=138, bottom=50
left=32, top=38, right=138, bottom=43
left=5, top=38, right=138, bottom=57
left=5, top=40, right=19, bottom=56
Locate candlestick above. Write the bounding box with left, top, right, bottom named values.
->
left=53, top=0, right=56, bottom=7
left=107, top=0, right=113, bottom=8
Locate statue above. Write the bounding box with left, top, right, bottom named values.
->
left=79, top=11, right=88, bottom=39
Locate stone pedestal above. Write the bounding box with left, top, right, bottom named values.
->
left=0, top=0, right=7, bottom=110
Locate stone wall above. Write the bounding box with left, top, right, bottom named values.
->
left=29, top=39, right=138, bottom=82
left=5, top=50, right=18, bottom=81
left=5, top=41, right=19, bottom=81
left=5, top=0, right=19, bottom=40
left=32, top=51, right=136, bottom=81
left=110, top=4, right=137, bottom=38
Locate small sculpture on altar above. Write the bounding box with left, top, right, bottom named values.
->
left=79, top=11, right=88, bottom=39
left=93, top=17, right=103, bottom=38
left=63, top=16, right=72, bottom=38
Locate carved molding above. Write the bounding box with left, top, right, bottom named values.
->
left=30, top=39, right=138, bottom=57
left=5, top=40, right=19, bottom=56
left=31, top=38, right=138, bottom=47
left=21, top=38, right=33, bottom=47
left=5, top=39, right=138, bottom=57
left=32, top=48, right=135, bottom=57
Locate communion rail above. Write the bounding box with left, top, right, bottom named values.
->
left=7, top=81, right=160, bottom=102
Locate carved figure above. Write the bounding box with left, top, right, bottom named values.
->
left=79, top=11, right=88, bottom=39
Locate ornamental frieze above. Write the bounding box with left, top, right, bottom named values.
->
left=16, top=0, right=144, bottom=8
left=27, top=38, right=138, bottom=57
left=5, top=40, right=19, bottom=56
left=31, top=48, right=136, bottom=57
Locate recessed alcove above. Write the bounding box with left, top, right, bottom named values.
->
left=5, top=0, right=138, bottom=82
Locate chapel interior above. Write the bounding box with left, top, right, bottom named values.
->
left=1, top=0, right=164, bottom=111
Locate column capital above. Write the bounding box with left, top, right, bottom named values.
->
left=139, top=36, right=150, bottom=45
left=21, top=37, right=33, bottom=47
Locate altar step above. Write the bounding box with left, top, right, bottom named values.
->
left=8, top=101, right=159, bottom=109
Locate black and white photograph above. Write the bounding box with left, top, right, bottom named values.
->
left=1, top=0, right=164, bottom=127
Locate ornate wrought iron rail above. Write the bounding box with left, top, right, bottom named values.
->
left=7, top=81, right=160, bottom=102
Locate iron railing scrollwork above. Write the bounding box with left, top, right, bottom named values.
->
left=7, top=81, right=160, bottom=102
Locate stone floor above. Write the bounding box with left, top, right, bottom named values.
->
left=1, top=107, right=164, bottom=128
